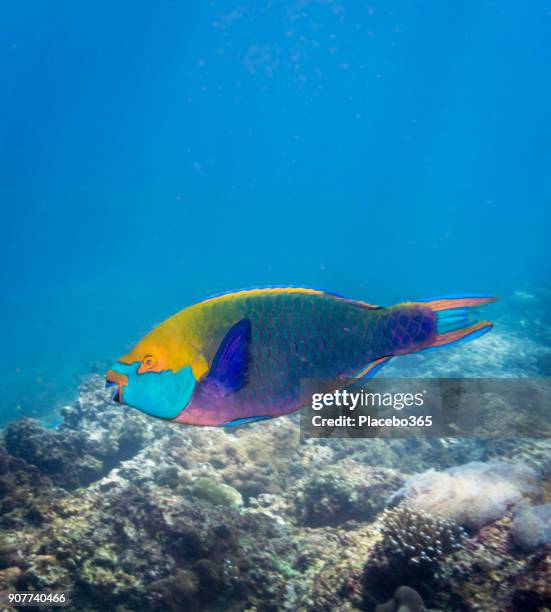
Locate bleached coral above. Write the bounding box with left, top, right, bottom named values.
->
left=510, top=502, right=551, bottom=551
left=391, top=461, right=538, bottom=530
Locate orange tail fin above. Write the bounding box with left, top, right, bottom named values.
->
left=414, top=294, right=497, bottom=351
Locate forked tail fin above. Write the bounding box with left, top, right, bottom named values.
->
left=414, top=294, right=497, bottom=351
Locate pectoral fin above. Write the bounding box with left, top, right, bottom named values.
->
left=200, top=319, right=252, bottom=398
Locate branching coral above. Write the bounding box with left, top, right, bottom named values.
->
left=363, top=507, right=466, bottom=606
left=378, top=506, right=466, bottom=571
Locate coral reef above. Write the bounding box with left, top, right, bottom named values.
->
left=510, top=502, right=551, bottom=551
left=362, top=507, right=465, bottom=607
left=4, top=419, right=103, bottom=490
left=377, top=507, right=466, bottom=571
left=0, top=450, right=66, bottom=529
left=0, top=375, right=550, bottom=611
left=190, top=477, right=243, bottom=508
left=391, top=461, right=538, bottom=531
left=291, top=460, right=405, bottom=527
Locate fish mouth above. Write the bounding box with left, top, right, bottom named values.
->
left=105, top=380, right=120, bottom=402
left=105, top=369, right=128, bottom=404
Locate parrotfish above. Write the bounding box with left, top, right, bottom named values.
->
left=106, top=287, right=496, bottom=426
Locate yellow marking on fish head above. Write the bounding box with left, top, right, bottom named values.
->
left=119, top=306, right=209, bottom=379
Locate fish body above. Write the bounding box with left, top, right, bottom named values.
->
left=106, top=287, right=496, bottom=426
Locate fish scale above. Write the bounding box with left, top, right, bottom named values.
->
left=106, top=287, right=496, bottom=426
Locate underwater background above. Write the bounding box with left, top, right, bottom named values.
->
left=2, top=0, right=550, bottom=425
left=1, top=2, right=551, bottom=611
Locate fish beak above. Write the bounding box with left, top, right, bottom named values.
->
left=105, top=380, right=120, bottom=402
left=105, top=369, right=128, bottom=404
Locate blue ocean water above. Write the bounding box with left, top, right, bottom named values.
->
left=1, top=1, right=550, bottom=425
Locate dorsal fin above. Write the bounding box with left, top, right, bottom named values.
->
left=333, top=296, right=381, bottom=310
left=198, top=285, right=380, bottom=309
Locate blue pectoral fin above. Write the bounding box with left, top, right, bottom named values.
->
left=222, top=415, right=272, bottom=427
left=202, top=319, right=252, bottom=397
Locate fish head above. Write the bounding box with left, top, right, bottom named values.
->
left=106, top=340, right=197, bottom=420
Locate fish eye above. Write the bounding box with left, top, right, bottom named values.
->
left=142, top=355, right=158, bottom=370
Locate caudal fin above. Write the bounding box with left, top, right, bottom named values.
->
left=415, top=294, right=497, bottom=351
